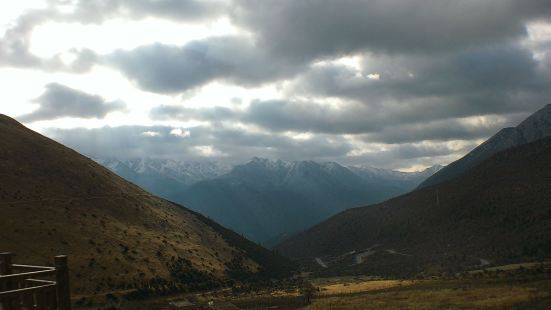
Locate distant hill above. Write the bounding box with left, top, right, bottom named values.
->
left=419, top=104, right=551, bottom=188
left=277, top=137, right=551, bottom=277
left=0, top=115, right=293, bottom=298
left=178, top=158, right=441, bottom=245
left=349, top=164, right=442, bottom=193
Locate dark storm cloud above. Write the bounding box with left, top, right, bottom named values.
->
left=150, top=100, right=378, bottom=134
left=361, top=117, right=519, bottom=144
left=107, top=37, right=303, bottom=93
left=101, top=0, right=551, bottom=97
left=294, top=44, right=543, bottom=102
left=19, top=83, right=126, bottom=122
left=295, top=45, right=546, bottom=96
left=150, top=99, right=525, bottom=144
left=44, top=122, right=496, bottom=169
left=146, top=41, right=548, bottom=143
left=232, top=0, right=550, bottom=59
left=243, top=100, right=377, bottom=134
left=45, top=125, right=352, bottom=162
left=344, top=141, right=480, bottom=169
left=286, top=43, right=551, bottom=131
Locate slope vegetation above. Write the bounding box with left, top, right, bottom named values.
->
left=0, top=115, right=292, bottom=297
left=277, top=137, right=551, bottom=276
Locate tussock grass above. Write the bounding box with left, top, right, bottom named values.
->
left=304, top=278, right=551, bottom=310
left=317, top=280, right=415, bottom=296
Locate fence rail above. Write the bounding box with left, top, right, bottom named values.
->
left=0, top=252, right=71, bottom=310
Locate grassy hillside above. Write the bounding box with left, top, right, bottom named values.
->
left=277, top=137, right=551, bottom=276
left=0, top=114, right=293, bottom=299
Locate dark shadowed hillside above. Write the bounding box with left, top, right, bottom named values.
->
left=0, top=114, right=293, bottom=298
left=277, top=137, right=551, bottom=277
left=419, top=104, right=550, bottom=188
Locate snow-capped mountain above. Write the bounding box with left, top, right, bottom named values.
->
left=94, top=156, right=440, bottom=245
left=180, top=158, right=441, bottom=245
left=96, top=158, right=231, bottom=185
left=93, top=158, right=231, bottom=198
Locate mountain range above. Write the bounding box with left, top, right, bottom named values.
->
left=94, top=158, right=230, bottom=200
left=95, top=156, right=441, bottom=245
left=277, top=105, right=551, bottom=277
left=0, top=115, right=292, bottom=298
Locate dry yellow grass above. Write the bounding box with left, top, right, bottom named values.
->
left=317, top=280, right=415, bottom=296
left=468, top=261, right=551, bottom=273
left=304, top=279, right=551, bottom=310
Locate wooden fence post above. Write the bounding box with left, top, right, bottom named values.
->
left=55, top=255, right=71, bottom=310
left=0, top=252, right=14, bottom=276
left=0, top=252, right=15, bottom=310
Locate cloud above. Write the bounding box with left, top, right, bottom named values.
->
left=151, top=99, right=526, bottom=144
left=150, top=104, right=236, bottom=122
left=52, top=0, right=227, bottom=24
left=0, top=7, right=99, bottom=72
left=232, top=0, right=551, bottom=60
left=0, top=0, right=226, bottom=71
left=44, top=124, right=485, bottom=170
left=285, top=43, right=551, bottom=129
left=170, top=128, right=191, bottom=138
left=106, top=36, right=303, bottom=93
left=18, top=83, right=126, bottom=122
left=293, top=44, right=547, bottom=100
left=361, top=115, right=522, bottom=144
left=45, top=125, right=353, bottom=162
left=343, top=140, right=481, bottom=169
left=2, top=0, right=551, bottom=169
left=96, top=1, right=551, bottom=97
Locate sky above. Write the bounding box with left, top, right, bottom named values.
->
left=1, top=0, right=550, bottom=171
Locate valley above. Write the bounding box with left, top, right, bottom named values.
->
left=1, top=103, right=550, bottom=309
left=109, top=262, right=551, bottom=309
left=2, top=1, right=551, bottom=308
left=94, top=157, right=441, bottom=245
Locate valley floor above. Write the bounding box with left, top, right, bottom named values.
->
left=84, top=262, right=551, bottom=309
left=116, top=277, right=551, bottom=309
left=305, top=277, right=551, bottom=310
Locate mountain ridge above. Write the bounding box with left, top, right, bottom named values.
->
left=419, top=103, right=551, bottom=188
